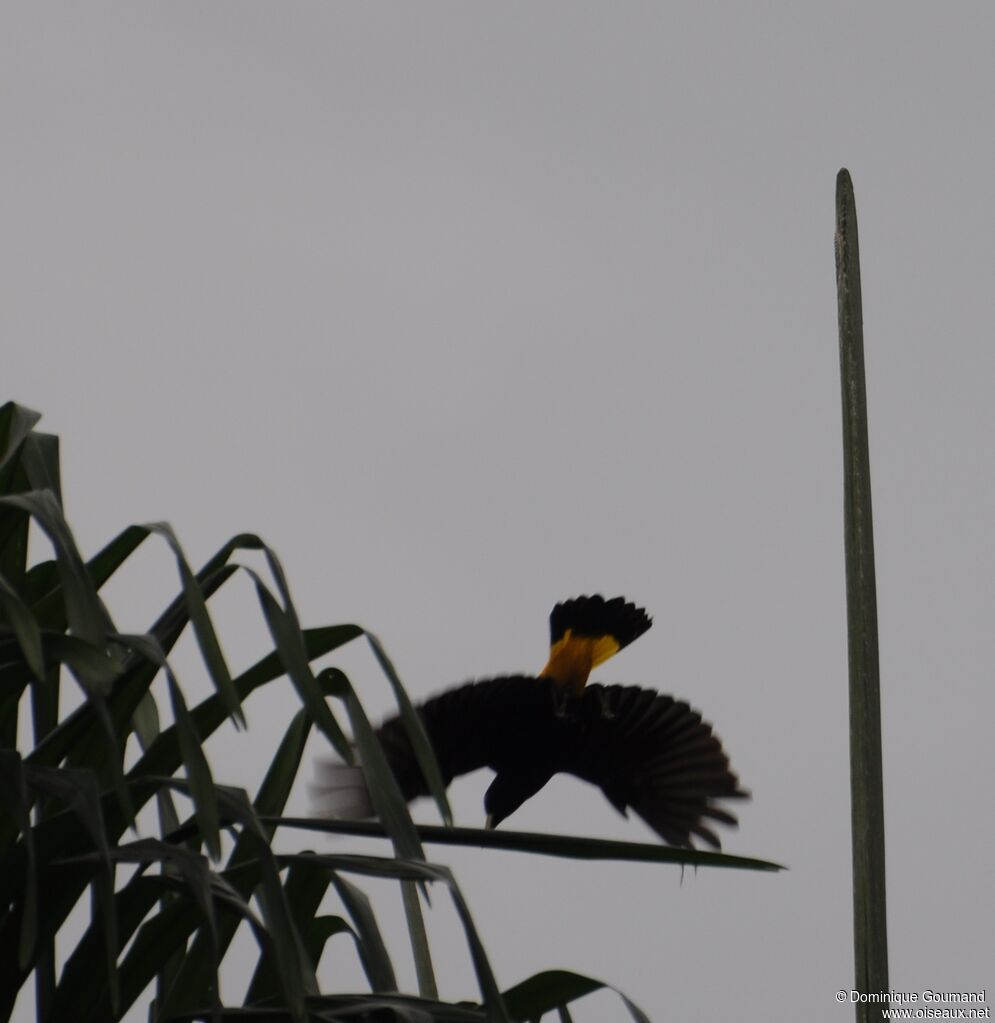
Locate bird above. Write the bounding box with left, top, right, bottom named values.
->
left=314, top=595, right=748, bottom=849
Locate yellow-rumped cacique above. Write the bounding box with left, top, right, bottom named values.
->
left=314, top=595, right=748, bottom=849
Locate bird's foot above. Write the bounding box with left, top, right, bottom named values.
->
left=552, top=687, right=574, bottom=718
left=596, top=688, right=616, bottom=719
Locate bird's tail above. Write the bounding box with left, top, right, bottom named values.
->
left=540, top=595, right=652, bottom=692
left=311, top=757, right=373, bottom=820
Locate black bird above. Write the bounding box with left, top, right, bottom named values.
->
left=315, top=596, right=748, bottom=849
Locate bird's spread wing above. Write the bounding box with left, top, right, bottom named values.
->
left=560, top=683, right=749, bottom=848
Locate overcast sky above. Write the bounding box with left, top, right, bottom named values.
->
left=4, top=4, right=993, bottom=1021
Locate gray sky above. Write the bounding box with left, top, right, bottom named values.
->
left=4, top=4, right=994, bottom=1021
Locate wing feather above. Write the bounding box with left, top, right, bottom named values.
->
left=559, top=683, right=749, bottom=848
